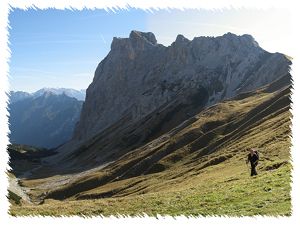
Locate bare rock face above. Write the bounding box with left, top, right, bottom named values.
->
left=74, top=31, right=290, bottom=141
left=49, top=31, right=291, bottom=168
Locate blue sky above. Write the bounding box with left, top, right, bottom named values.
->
left=9, top=8, right=147, bottom=92
left=9, top=8, right=291, bottom=92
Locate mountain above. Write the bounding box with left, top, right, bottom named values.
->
left=9, top=88, right=86, bottom=103
left=33, top=88, right=86, bottom=101
left=48, top=31, right=291, bottom=169
left=9, top=91, right=32, bottom=104
left=8, top=92, right=83, bottom=149
left=74, top=31, right=289, bottom=141
left=9, top=31, right=292, bottom=216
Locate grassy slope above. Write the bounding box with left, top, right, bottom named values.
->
left=11, top=164, right=291, bottom=216
left=10, top=85, right=292, bottom=216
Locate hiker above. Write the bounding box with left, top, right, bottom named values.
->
left=246, top=148, right=259, bottom=176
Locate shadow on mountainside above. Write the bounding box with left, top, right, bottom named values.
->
left=18, top=74, right=292, bottom=201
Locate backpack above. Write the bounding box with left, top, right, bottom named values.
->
left=254, top=150, right=259, bottom=160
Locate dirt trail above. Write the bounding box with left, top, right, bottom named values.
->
left=36, top=161, right=114, bottom=190
left=10, top=160, right=116, bottom=204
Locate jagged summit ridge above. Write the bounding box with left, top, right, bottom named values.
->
left=129, top=30, right=157, bottom=45
left=111, top=30, right=158, bottom=54
left=81, top=31, right=289, bottom=138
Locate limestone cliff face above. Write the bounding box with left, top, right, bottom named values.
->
left=47, top=31, right=291, bottom=169
left=73, top=31, right=290, bottom=142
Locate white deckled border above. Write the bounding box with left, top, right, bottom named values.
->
left=0, top=0, right=299, bottom=225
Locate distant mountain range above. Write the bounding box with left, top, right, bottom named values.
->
left=8, top=88, right=84, bottom=149
left=10, top=88, right=86, bottom=103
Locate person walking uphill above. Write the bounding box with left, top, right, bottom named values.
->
left=246, top=148, right=259, bottom=176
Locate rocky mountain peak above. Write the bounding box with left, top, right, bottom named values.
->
left=129, top=30, right=157, bottom=45
left=111, top=30, right=158, bottom=54
left=174, top=34, right=190, bottom=46
left=221, top=32, right=260, bottom=49
left=76, top=31, right=290, bottom=142
left=42, top=90, right=55, bottom=98
left=222, top=32, right=238, bottom=38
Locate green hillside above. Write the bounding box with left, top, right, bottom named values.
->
left=9, top=76, right=292, bottom=216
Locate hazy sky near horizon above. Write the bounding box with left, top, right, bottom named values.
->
left=9, top=8, right=291, bottom=93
